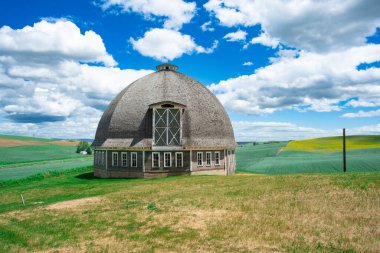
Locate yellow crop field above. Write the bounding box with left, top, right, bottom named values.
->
left=284, top=135, right=380, bottom=152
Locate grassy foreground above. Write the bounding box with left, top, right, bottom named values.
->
left=1, top=169, right=379, bottom=252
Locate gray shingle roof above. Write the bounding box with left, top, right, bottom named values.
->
left=93, top=68, right=236, bottom=148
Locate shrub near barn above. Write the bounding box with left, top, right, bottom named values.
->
left=76, top=141, right=92, bottom=155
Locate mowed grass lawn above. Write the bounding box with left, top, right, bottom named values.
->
left=0, top=168, right=379, bottom=252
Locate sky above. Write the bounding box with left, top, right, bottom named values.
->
left=0, top=0, right=379, bottom=141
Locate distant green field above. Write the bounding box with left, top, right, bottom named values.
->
left=0, top=157, right=93, bottom=181
left=0, top=134, right=53, bottom=142
left=0, top=134, right=84, bottom=165
left=236, top=142, right=288, bottom=170
left=0, top=135, right=92, bottom=181
left=0, top=145, right=82, bottom=165
left=237, top=136, right=380, bottom=174
left=285, top=135, right=380, bottom=152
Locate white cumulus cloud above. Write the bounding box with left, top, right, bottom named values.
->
left=0, top=20, right=153, bottom=139
left=130, top=28, right=218, bottom=61
left=223, top=30, right=247, bottom=42
left=210, top=44, right=380, bottom=115
left=201, top=21, right=214, bottom=32
left=0, top=19, right=116, bottom=66
left=251, top=31, right=279, bottom=49
left=101, top=0, right=196, bottom=30
left=341, top=109, right=380, bottom=118
left=204, top=0, right=380, bottom=52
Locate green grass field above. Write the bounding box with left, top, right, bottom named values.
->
left=237, top=136, right=380, bottom=174
left=0, top=158, right=93, bottom=181
left=0, top=168, right=379, bottom=252
left=0, top=144, right=84, bottom=165
left=0, top=135, right=379, bottom=252
left=0, top=135, right=92, bottom=181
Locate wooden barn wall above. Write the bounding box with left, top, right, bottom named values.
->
left=191, top=150, right=225, bottom=172
left=145, top=151, right=190, bottom=172
left=106, top=150, right=143, bottom=171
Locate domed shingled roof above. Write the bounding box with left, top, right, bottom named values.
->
left=92, top=64, right=236, bottom=148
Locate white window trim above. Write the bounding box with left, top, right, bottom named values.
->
left=175, top=152, right=183, bottom=167
left=164, top=152, right=172, bottom=167
left=197, top=152, right=203, bottom=167
left=121, top=152, right=128, bottom=167
left=206, top=152, right=211, bottom=166
left=152, top=152, right=160, bottom=168
left=112, top=152, right=118, bottom=167
left=215, top=151, right=221, bottom=166
left=131, top=152, right=137, bottom=167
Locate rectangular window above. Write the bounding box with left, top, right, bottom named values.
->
left=152, top=152, right=160, bottom=168
left=121, top=152, right=127, bottom=167
left=197, top=152, right=203, bottom=166
left=206, top=152, right=211, bottom=166
left=112, top=152, right=118, bottom=167
left=131, top=152, right=137, bottom=167
left=164, top=152, right=171, bottom=167
left=176, top=152, right=183, bottom=167
left=215, top=151, right=220, bottom=166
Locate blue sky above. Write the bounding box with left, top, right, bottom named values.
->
left=0, top=0, right=379, bottom=141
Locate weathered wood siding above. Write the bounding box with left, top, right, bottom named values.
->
left=191, top=150, right=225, bottom=172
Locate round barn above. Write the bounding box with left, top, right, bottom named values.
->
left=92, top=63, right=236, bottom=178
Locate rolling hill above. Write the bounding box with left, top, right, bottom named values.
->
left=236, top=135, right=380, bottom=174
left=0, top=135, right=92, bottom=180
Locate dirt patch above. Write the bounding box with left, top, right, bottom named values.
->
left=43, top=197, right=105, bottom=211
left=50, top=140, right=80, bottom=146
left=152, top=207, right=228, bottom=233
left=0, top=138, right=44, bottom=147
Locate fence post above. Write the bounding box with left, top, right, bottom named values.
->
left=343, top=128, right=346, bottom=173
left=20, top=194, right=25, bottom=206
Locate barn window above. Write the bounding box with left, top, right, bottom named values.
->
left=215, top=151, right=220, bottom=165
left=197, top=152, right=203, bottom=166
left=121, top=152, right=127, bottom=167
left=152, top=152, right=160, bottom=168
left=153, top=108, right=181, bottom=146
left=112, top=152, right=118, bottom=167
left=164, top=152, right=171, bottom=167
left=131, top=152, right=137, bottom=167
left=206, top=152, right=211, bottom=166
left=176, top=152, right=183, bottom=167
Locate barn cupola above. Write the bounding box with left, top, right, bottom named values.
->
left=156, top=63, right=178, bottom=71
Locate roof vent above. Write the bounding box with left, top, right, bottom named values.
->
left=156, top=63, right=178, bottom=71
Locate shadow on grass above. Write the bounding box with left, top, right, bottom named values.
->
left=75, top=172, right=145, bottom=181
left=75, top=172, right=97, bottom=180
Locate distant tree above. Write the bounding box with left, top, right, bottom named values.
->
left=76, top=141, right=91, bottom=155
left=86, top=146, right=93, bottom=155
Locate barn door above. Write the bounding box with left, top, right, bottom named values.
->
left=153, top=108, right=181, bottom=146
